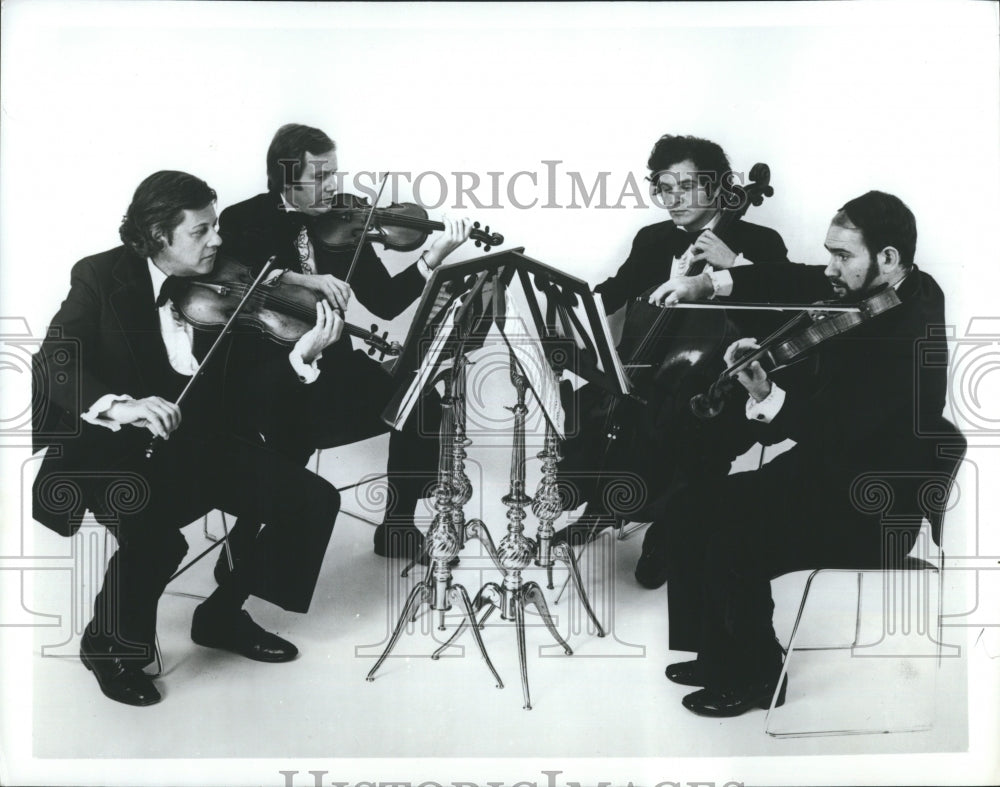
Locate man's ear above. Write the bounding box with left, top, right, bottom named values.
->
left=879, top=245, right=901, bottom=271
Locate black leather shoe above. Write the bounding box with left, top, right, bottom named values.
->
left=665, top=659, right=705, bottom=687
left=634, top=542, right=669, bottom=589
left=373, top=522, right=426, bottom=561
left=191, top=607, right=298, bottom=662
left=681, top=675, right=787, bottom=717
left=80, top=633, right=162, bottom=707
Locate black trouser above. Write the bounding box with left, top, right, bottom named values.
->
left=88, top=429, right=340, bottom=663
left=225, top=348, right=441, bottom=565
left=654, top=449, right=917, bottom=691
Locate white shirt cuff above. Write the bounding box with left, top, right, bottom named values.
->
left=745, top=383, right=786, bottom=423
left=417, top=257, right=433, bottom=280
left=289, top=349, right=321, bottom=383
left=81, top=394, right=135, bottom=431
left=707, top=269, right=734, bottom=298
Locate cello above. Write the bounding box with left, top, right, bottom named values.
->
left=579, top=164, right=780, bottom=522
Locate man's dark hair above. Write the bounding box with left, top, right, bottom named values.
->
left=832, top=190, right=917, bottom=269
left=266, top=123, right=336, bottom=193
left=647, top=134, right=732, bottom=194
left=119, top=171, right=217, bottom=258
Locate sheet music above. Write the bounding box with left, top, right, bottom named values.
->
left=497, top=297, right=566, bottom=439
left=594, top=293, right=631, bottom=395
left=387, top=295, right=464, bottom=430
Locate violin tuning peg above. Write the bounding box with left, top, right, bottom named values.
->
left=473, top=221, right=481, bottom=229
left=370, top=323, right=378, bottom=332
left=484, top=225, right=490, bottom=233
left=368, top=347, right=376, bottom=357
left=475, top=240, right=482, bottom=247
left=484, top=245, right=492, bottom=252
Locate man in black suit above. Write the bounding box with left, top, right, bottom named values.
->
left=646, top=190, right=948, bottom=716
left=555, top=134, right=790, bottom=546
left=217, top=123, right=473, bottom=566
left=32, top=171, right=344, bottom=706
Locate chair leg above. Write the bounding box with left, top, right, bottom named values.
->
left=851, top=571, right=864, bottom=648
left=765, top=569, right=820, bottom=736
left=768, top=566, right=943, bottom=737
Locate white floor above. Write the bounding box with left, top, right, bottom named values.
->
left=24, top=431, right=969, bottom=765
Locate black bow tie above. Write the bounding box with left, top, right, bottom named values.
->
left=155, top=276, right=186, bottom=308
left=673, top=226, right=705, bottom=257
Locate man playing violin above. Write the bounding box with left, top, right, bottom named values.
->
left=644, top=190, right=949, bottom=716
left=217, top=123, right=474, bottom=566
left=555, top=134, right=790, bottom=546
left=32, top=171, right=345, bottom=706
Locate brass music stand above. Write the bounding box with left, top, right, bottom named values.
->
left=365, top=258, right=511, bottom=687
left=366, top=250, right=626, bottom=703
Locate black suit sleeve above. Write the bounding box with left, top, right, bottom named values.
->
left=738, top=225, right=789, bottom=265
left=37, top=258, right=115, bottom=421
left=729, top=261, right=832, bottom=303
left=218, top=201, right=284, bottom=274
left=594, top=226, right=661, bottom=315
left=332, top=244, right=426, bottom=321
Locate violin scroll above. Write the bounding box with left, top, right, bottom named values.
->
left=363, top=323, right=403, bottom=360
left=472, top=221, right=504, bottom=252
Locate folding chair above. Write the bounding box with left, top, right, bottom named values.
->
left=764, top=418, right=966, bottom=737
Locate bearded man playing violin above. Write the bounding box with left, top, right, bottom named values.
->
left=31, top=171, right=345, bottom=706
left=554, top=134, right=790, bottom=547
left=216, top=123, right=473, bottom=568
left=640, top=190, right=950, bottom=717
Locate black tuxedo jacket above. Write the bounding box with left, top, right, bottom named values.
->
left=730, top=262, right=949, bottom=503
left=594, top=217, right=789, bottom=315
left=31, top=246, right=300, bottom=536
left=218, top=192, right=426, bottom=321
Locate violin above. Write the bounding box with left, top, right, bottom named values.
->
left=310, top=193, right=505, bottom=254
left=170, top=256, right=402, bottom=360
left=690, top=286, right=902, bottom=418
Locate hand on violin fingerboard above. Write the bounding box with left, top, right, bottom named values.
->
left=724, top=338, right=772, bottom=402
left=282, top=270, right=352, bottom=313
left=689, top=230, right=737, bottom=269
left=295, top=301, right=345, bottom=364
left=424, top=216, right=475, bottom=269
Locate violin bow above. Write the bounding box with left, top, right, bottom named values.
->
left=145, top=257, right=276, bottom=459
left=343, top=171, right=390, bottom=285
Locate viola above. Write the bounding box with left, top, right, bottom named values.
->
left=310, top=193, right=504, bottom=254
left=170, top=256, right=402, bottom=360
left=689, top=286, right=902, bottom=418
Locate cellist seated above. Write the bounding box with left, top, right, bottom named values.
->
left=554, top=134, right=790, bottom=557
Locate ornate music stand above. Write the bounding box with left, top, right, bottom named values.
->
left=365, top=262, right=508, bottom=687
left=367, top=250, right=627, bottom=701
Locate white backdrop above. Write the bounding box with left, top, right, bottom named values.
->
left=2, top=1, right=998, bottom=786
